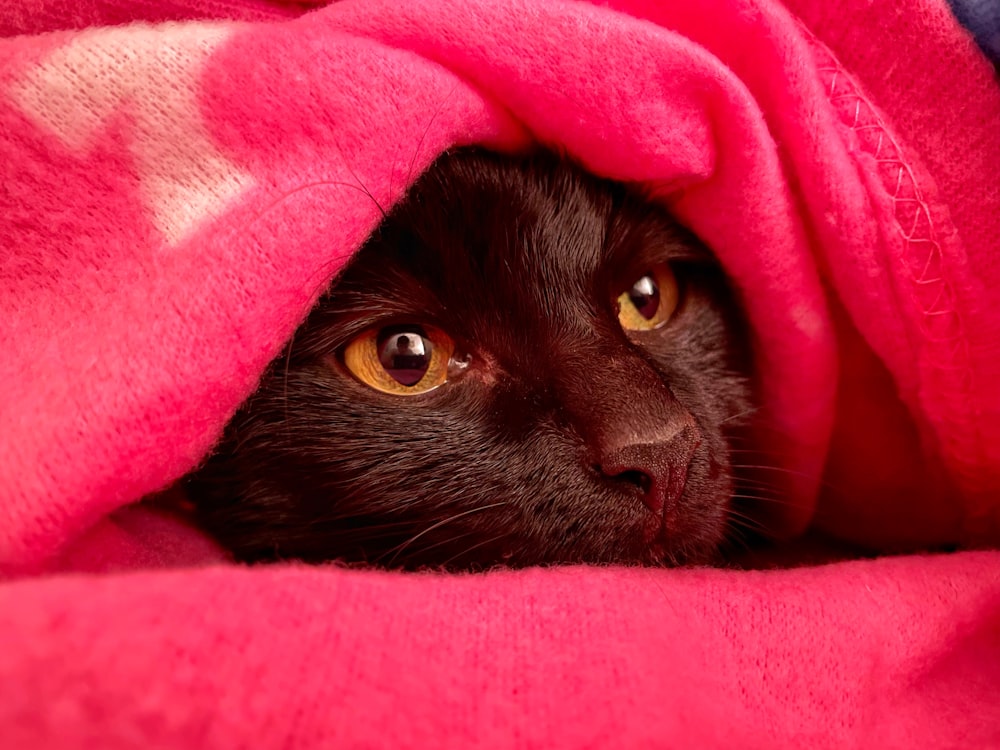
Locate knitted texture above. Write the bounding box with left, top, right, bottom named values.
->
left=3, top=554, right=1000, bottom=748
left=2, top=0, right=999, bottom=745
left=0, top=0, right=304, bottom=36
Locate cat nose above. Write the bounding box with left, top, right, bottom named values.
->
left=598, top=426, right=699, bottom=515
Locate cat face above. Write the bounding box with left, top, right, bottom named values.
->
left=187, top=149, right=755, bottom=569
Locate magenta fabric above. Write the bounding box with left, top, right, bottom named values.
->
left=2, top=0, right=999, bottom=745
left=3, top=554, right=1000, bottom=748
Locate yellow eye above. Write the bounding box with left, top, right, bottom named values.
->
left=616, top=263, right=679, bottom=331
left=343, top=324, right=455, bottom=396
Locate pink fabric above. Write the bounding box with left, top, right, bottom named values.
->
left=3, top=554, right=1000, bottom=748
left=2, top=0, right=999, bottom=745
left=0, top=0, right=312, bottom=36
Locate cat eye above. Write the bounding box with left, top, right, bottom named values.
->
left=616, top=263, right=679, bottom=331
left=343, top=324, right=455, bottom=395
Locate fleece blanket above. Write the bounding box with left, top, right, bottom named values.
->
left=2, top=0, right=1000, bottom=746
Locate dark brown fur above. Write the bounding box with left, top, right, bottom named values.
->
left=186, top=149, right=756, bottom=569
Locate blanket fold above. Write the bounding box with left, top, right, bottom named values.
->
left=3, top=554, right=1000, bottom=748
left=2, top=0, right=999, bottom=745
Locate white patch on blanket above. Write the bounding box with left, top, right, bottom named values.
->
left=8, top=23, right=255, bottom=247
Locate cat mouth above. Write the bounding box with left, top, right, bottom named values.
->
left=641, top=501, right=674, bottom=552
left=640, top=476, right=710, bottom=561
left=642, top=469, right=690, bottom=546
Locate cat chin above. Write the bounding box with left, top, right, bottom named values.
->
left=641, top=516, right=729, bottom=568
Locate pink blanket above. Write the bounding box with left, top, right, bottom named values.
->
left=2, top=0, right=999, bottom=745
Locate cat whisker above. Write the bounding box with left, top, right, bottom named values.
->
left=734, top=475, right=786, bottom=489
left=380, top=501, right=510, bottom=566
left=281, top=332, right=296, bottom=437
left=726, top=505, right=767, bottom=525
left=729, top=463, right=822, bottom=480
left=403, top=82, right=461, bottom=205
left=232, top=177, right=397, bottom=305
left=731, top=461, right=845, bottom=496
left=731, top=492, right=797, bottom=508
left=734, top=484, right=789, bottom=501
left=719, top=406, right=760, bottom=425
left=404, top=527, right=482, bottom=558
left=437, top=532, right=511, bottom=569
left=720, top=524, right=755, bottom=555
left=727, top=447, right=804, bottom=460
left=722, top=509, right=780, bottom=559
left=331, top=136, right=388, bottom=220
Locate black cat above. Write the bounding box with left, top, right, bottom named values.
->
left=187, top=148, right=756, bottom=569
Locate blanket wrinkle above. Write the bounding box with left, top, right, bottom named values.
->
left=806, top=30, right=990, bottom=538
left=2, top=0, right=999, bottom=746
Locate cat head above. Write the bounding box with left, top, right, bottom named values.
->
left=188, top=148, right=755, bottom=569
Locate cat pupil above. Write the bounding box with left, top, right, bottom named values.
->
left=628, top=275, right=660, bottom=320
left=378, top=329, right=431, bottom=386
